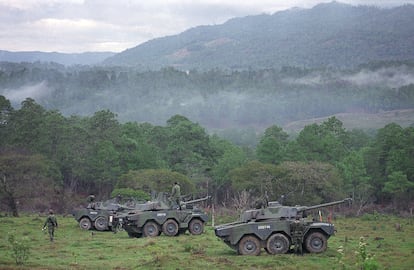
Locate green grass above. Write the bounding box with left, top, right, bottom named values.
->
left=0, top=214, right=413, bottom=269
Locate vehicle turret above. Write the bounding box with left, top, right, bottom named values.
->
left=240, top=198, right=352, bottom=223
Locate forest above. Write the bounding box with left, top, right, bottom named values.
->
left=1, top=95, right=413, bottom=217
left=1, top=61, right=414, bottom=132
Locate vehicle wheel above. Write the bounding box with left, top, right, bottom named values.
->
left=305, top=232, right=327, bottom=253
left=266, top=233, right=290, bottom=254
left=188, top=219, right=204, bottom=235
left=79, top=217, right=92, bottom=230
left=94, top=216, right=108, bottom=231
left=162, top=219, right=179, bottom=236
left=238, top=235, right=261, bottom=256
left=128, top=232, right=141, bottom=238
left=143, top=221, right=160, bottom=237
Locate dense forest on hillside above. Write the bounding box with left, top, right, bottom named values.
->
left=104, top=2, right=414, bottom=70
left=1, top=61, right=414, bottom=131
left=1, top=96, right=413, bottom=216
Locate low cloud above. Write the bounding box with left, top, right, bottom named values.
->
left=2, top=81, right=52, bottom=105
left=344, top=66, right=414, bottom=88
left=281, top=66, right=414, bottom=88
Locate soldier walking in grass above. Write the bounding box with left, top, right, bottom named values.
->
left=43, top=209, right=58, bottom=242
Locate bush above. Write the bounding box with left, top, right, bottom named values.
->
left=111, top=188, right=150, bottom=201
left=7, top=233, right=31, bottom=265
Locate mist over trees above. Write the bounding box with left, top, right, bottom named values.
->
left=1, top=96, right=413, bottom=216
left=1, top=61, right=414, bottom=132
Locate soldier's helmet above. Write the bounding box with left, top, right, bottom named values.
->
left=49, top=209, right=54, bottom=214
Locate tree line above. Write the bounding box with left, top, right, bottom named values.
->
left=1, top=61, right=413, bottom=130
left=0, top=96, right=413, bottom=216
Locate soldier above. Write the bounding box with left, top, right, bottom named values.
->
left=87, top=195, right=96, bottom=209
left=171, top=182, right=181, bottom=209
left=43, top=209, right=58, bottom=242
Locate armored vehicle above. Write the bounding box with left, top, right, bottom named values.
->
left=112, top=193, right=210, bottom=238
left=214, top=198, right=351, bottom=255
left=72, top=196, right=138, bottom=231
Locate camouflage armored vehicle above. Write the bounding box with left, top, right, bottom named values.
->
left=72, top=195, right=138, bottom=231
left=214, top=198, right=351, bottom=255
left=112, top=193, right=210, bottom=238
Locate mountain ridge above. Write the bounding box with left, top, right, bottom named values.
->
left=103, top=2, right=414, bottom=70
left=0, top=50, right=115, bottom=66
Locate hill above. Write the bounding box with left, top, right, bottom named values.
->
left=0, top=50, right=115, bottom=66
left=103, top=2, right=414, bottom=70
left=283, top=109, right=414, bottom=133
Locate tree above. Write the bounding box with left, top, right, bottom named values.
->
left=5, top=98, right=46, bottom=151
left=118, top=122, right=165, bottom=171
left=278, top=161, right=344, bottom=205
left=256, top=125, right=289, bottom=165
left=364, top=123, right=411, bottom=203
left=110, top=187, right=151, bottom=202
left=382, top=171, right=414, bottom=209
left=228, top=160, right=282, bottom=200
left=209, top=135, right=247, bottom=203
left=0, top=95, right=13, bottom=147
left=295, top=117, right=349, bottom=163
left=337, top=149, right=374, bottom=215
left=116, top=169, right=195, bottom=196
left=0, top=148, right=61, bottom=216
left=81, top=110, right=122, bottom=195
left=165, top=115, right=217, bottom=181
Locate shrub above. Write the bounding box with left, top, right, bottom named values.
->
left=7, top=233, right=31, bottom=265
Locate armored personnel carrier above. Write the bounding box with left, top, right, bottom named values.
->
left=112, top=193, right=210, bottom=238
left=72, top=195, right=138, bottom=231
left=214, top=198, right=351, bottom=255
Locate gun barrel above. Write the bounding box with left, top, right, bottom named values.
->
left=298, top=198, right=352, bottom=212
left=181, top=195, right=211, bottom=205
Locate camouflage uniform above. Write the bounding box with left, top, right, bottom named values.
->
left=171, top=182, right=181, bottom=209
left=43, top=210, right=58, bottom=242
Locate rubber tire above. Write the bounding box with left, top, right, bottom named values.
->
left=305, top=232, right=327, bottom=253
left=143, top=221, right=160, bottom=237
left=188, top=219, right=204, bottom=235
left=238, top=235, right=261, bottom=256
left=127, top=232, right=142, bottom=238
left=94, top=216, right=108, bottom=231
left=266, top=233, right=290, bottom=254
left=79, top=217, right=92, bottom=230
left=162, top=219, right=179, bottom=236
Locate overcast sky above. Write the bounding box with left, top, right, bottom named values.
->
left=1, top=0, right=413, bottom=53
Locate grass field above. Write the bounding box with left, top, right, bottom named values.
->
left=0, top=213, right=413, bottom=269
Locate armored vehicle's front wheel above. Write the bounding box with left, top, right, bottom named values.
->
left=162, top=219, right=179, bottom=236
left=94, top=216, right=108, bottom=231
left=79, top=217, right=92, bottom=230
left=238, top=235, right=261, bottom=256
left=188, top=219, right=204, bottom=235
left=305, top=232, right=327, bottom=253
left=266, top=233, right=290, bottom=254
left=143, top=221, right=160, bottom=237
